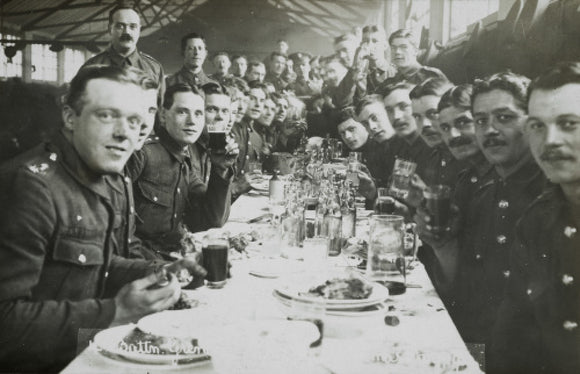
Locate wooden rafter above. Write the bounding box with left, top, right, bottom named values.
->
left=2, top=1, right=102, bottom=17
left=22, top=0, right=77, bottom=31
left=55, top=3, right=116, bottom=39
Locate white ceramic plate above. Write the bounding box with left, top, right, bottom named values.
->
left=93, top=324, right=211, bottom=367
left=274, top=272, right=389, bottom=310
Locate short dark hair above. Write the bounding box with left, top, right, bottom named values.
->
left=409, top=77, right=453, bottom=100
left=270, top=51, right=287, bottom=61
left=438, top=84, right=473, bottom=112
left=200, top=82, right=229, bottom=97
left=247, top=80, right=269, bottom=98
left=388, top=28, right=417, bottom=47
left=379, top=81, right=415, bottom=99
left=334, top=33, right=356, bottom=45
left=66, top=65, right=147, bottom=114
left=231, top=54, right=247, bottom=62
left=213, top=51, right=230, bottom=60
left=355, top=94, right=383, bottom=116
left=180, top=32, right=206, bottom=54
left=362, top=24, right=385, bottom=35
left=163, top=83, right=204, bottom=110
left=336, top=106, right=357, bottom=126
left=472, top=71, right=530, bottom=111
left=108, top=5, right=138, bottom=26
left=527, top=61, right=580, bottom=104
left=221, top=76, right=249, bottom=95
left=247, top=60, right=265, bottom=71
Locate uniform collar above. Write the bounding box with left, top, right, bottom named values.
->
left=52, top=131, right=123, bottom=200
left=156, top=126, right=192, bottom=163
left=106, top=45, right=141, bottom=67
left=179, top=66, right=209, bottom=83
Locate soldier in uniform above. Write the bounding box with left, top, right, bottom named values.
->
left=81, top=5, right=165, bottom=104
left=245, top=60, right=266, bottom=83
left=209, top=51, right=234, bottom=84
left=491, top=62, right=580, bottom=374
left=126, top=83, right=238, bottom=260
left=381, top=28, right=447, bottom=88
left=0, top=66, right=205, bottom=372
left=264, top=52, right=289, bottom=92
left=166, top=33, right=216, bottom=89
left=417, top=72, right=546, bottom=365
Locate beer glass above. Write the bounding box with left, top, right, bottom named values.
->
left=366, top=215, right=405, bottom=284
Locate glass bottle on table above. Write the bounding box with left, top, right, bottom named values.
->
left=340, top=181, right=356, bottom=247
left=324, top=190, right=342, bottom=256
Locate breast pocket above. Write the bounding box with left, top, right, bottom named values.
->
left=135, top=179, right=173, bottom=235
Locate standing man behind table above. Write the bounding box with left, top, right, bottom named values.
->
left=126, top=83, right=237, bottom=260
left=209, top=51, right=233, bottom=84
left=491, top=62, right=580, bottom=374
left=82, top=5, right=165, bottom=104
left=417, top=72, right=546, bottom=362
left=0, top=66, right=206, bottom=372
left=231, top=55, right=248, bottom=79
left=166, top=32, right=216, bottom=89
left=245, top=60, right=266, bottom=83
left=381, top=28, right=447, bottom=88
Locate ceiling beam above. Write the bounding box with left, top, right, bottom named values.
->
left=55, top=3, right=116, bottom=39
left=2, top=1, right=101, bottom=17
left=23, top=17, right=109, bottom=30
left=22, top=0, right=77, bottom=31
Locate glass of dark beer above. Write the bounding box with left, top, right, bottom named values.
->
left=207, top=123, right=227, bottom=152
left=423, top=185, right=452, bottom=234
left=375, top=188, right=396, bottom=214
left=202, top=230, right=229, bottom=288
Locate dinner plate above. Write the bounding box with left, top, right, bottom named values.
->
left=249, top=175, right=270, bottom=191
left=93, top=324, right=211, bottom=367
left=274, top=272, right=389, bottom=310
left=273, top=290, right=387, bottom=317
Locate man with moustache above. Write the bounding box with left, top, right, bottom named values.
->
left=231, top=81, right=268, bottom=200
left=355, top=94, right=395, bottom=186
left=419, top=73, right=546, bottom=361
left=0, top=66, right=207, bottom=371
left=209, top=52, right=233, bottom=83
left=166, top=33, right=216, bottom=89
left=231, top=55, right=248, bottom=79
left=409, top=77, right=468, bottom=187
left=82, top=5, right=165, bottom=103
left=490, top=62, right=580, bottom=374
left=382, top=29, right=446, bottom=88
left=381, top=81, right=432, bottom=181
left=126, top=83, right=238, bottom=259
left=245, top=61, right=266, bottom=83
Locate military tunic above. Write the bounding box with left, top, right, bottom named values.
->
left=0, top=132, right=155, bottom=371
left=490, top=186, right=580, bottom=374
left=82, top=46, right=165, bottom=103
left=125, top=127, right=232, bottom=259
left=165, top=67, right=216, bottom=89
left=450, top=158, right=546, bottom=344
left=380, top=63, right=447, bottom=88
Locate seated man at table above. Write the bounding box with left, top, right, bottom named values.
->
left=126, top=83, right=238, bottom=260
left=490, top=62, right=580, bottom=374
left=0, top=65, right=206, bottom=372
left=416, top=72, right=546, bottom=359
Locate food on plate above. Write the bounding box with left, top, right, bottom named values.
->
left=118, top=328, right=207, bottom=356
left=342, top=238, right=368, bottom=255
left=228, top=230, right=261, bottom=253
left=168, top=292, right=199, bottom=310
left=303, top=275, right=373, bottom=300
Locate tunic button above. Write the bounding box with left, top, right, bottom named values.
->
left=241, top=170, right=245, bottom=175
left=248, top=141, right=252, bottom=145
left=475, top=254, right=482, bottom=260
left=498, top=200, right=509, bottom=209
left=496, top=235, right=507, bottom=244
left=78, top=254, right=86, bottom=264
left=49, top=153, right=57, bottom=161
left=526, top=288, right=532, bottom=295
left=76, top=215, right=82, bottom=221
left=503, top=270, right=510, bottom=278
left=564, top=226, right=577, bottom=238
left=105, top=271, right=109, bottom=278
left=124, top=176, right=131, bottom=183
left=153, top=196, right=158, bottom=202
left=128, top=237, right=131, bottom=244
left=470, top=176, right=478, bottom=183
left=173, top=214, right=177, bottom=218
left=563, top=321, right=578, bottom=331
left=177, top=188, right=181, bottom=194
left=246, top=155, right=250, bottom=159
left=130, top=206, right=134, bottom=214
left=562, top=274, right=574, bottom=286
left=441, top=160, right=446, bottom=167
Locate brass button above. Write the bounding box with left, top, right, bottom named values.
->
left=470, top=176, right=478, bottom=183
left=562, top=274, right=574, bottom=286
left=563, top=320, right=578, bottom=331
left=49, top=153, right=57, bottom=161
left=475, top=254, right=482, bottom=260
left=498, top=200, right=509, bottom=209
left=496, top=235, right=507, bottom=244
left=76, top=215, right=82, bottom=221
left=503, top=270, right=510, bottom=278
left=564, top=226, right=577, bottom=238
left=153, top=196, right=158, bottom=202
left=78, top=254, right=86, bottom=264
left=177, top=188, right=181, bottom=194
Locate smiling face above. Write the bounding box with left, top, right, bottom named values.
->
left=274, top=97, right=289, bottom=122
left=162, top=91, right=205, bottom=147
left=63, top=78, right=146, bottom=174
left=338, top=118, right=369, bottom=150
left=472, top=89, right=529, bottom=169
left=246, top=88, right=266, bottom=120
left=109, top=8, right=141, bottom=54
left=437, top=106, right=479, bottom=160
left=390, top=37, right=417, bottom=70
left=383, top=88, right=417, bottom=138
left=358, top=101, right=392, bottom=143
left=411, top=95, right=443, bottom=147
left=183, top=37, right=207, bottom=71
left=259, top=98, right=277, bottom=127
left=527, top=84, right=580, bottom=186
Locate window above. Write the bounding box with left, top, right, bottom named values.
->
left=0, top=33, right=23, bottom=78
left=31, top=43, right=58, bottom=82
left=450, top=0, right=499, bottom=38
left=64, top=48, right=86, bottom=82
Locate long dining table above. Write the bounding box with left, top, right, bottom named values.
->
left=61, top=192, right=483, bottom=374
